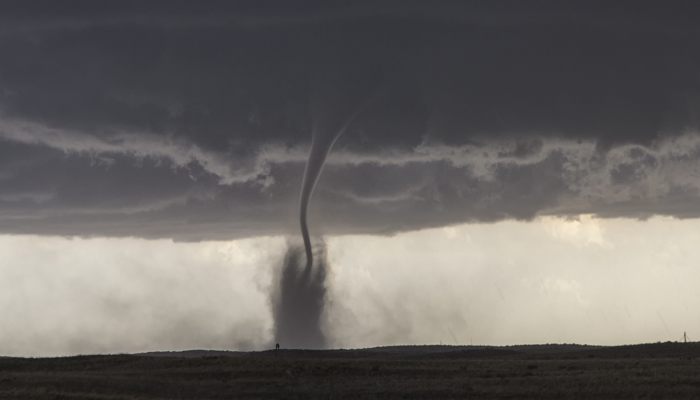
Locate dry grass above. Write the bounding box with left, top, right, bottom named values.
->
left=1, top=343, right=700, bottom=399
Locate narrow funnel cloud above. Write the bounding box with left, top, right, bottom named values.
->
left=299, top=86, right=379, bottom=269
left=299, top=115, right=352, bottom=269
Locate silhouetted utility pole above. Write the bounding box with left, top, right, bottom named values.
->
left=684, top=331, right=687, bottom=343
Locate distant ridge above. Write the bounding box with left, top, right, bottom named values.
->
left=140, top=350, right=245, bottom=358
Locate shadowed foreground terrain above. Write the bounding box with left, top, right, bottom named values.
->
left=2, top=343, right=700, bottom=399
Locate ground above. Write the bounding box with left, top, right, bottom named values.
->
left=1, top=343, right=700, bottom=399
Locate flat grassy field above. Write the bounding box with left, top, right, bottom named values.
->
left=1, top=343, right=700, bottom=399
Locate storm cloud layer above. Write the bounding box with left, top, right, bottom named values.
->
left=1, top=1, right=700, bottom=240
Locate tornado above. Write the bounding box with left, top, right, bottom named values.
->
left=272, top=72, right=380, bottom=349
left=271, top=102, right=369, bottom=349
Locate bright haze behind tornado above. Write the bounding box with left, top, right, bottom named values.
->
left=2, top=1, right=700, bottom=356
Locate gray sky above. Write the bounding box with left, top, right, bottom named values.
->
left=1, top=1, right=700, bottom=238
left=1, top=1, right=700, bottom=354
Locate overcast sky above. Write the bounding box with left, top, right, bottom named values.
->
left=1, top=1, right=700, bottom=355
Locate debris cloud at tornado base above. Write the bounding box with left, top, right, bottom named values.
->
left=272, top=242, right=328, bottom=349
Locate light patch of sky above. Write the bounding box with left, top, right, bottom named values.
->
left=1, top=215, right=700, bottom=356
left=326, top=216, right=700, bottom=347
left=540, top=214, right=609, bottom=248
left=0, top=235, right=283, bottom=356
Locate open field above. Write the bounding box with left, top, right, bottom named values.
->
left=2, top=342, right=700, bottom=399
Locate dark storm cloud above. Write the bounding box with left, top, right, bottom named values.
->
left=1, top=1, right=700, bottom=239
